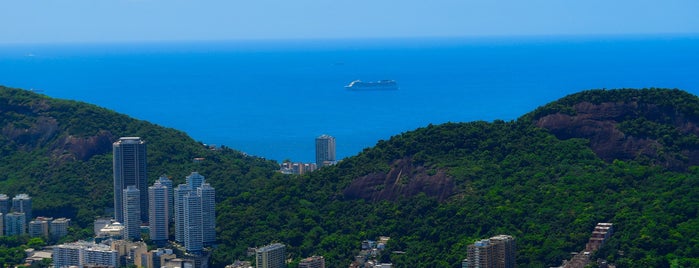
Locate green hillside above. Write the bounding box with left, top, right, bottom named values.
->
left=2, top=86, right=698, bottom=267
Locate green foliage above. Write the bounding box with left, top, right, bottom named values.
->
left=3, top=86, right=699, bottom=267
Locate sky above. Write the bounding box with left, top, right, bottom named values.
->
left=1, top=0, right=698, bottom=43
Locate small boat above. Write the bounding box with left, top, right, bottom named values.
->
left=344, top=80, right=398, bottom=91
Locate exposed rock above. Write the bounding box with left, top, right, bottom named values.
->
left=535, top=100, right=699, bottom=169
left=343, top=157, right=454, bottom=202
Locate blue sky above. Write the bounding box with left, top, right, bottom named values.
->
left=1, top=0, right=698, bottom=43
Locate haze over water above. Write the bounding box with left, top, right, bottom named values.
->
left=1, top=35, right=698, bottom=162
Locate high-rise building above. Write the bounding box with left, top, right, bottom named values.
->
left=183, top=192, right=203, bottom=253
left=149, top=181, right=169, bottom=244
left=157, top=176, right=174, bottom=222
left=174, top=184, right=192, bottom=243
left=315, top=134, right=336, bottom=167
left=113, top=137, right=148, bottom=223
left=298, top=256, right=325, bottom=268
left=12, top=193, right=32, bottom=221
left=4, top=212, right=26, bottom=236
left=0, top=194, right=9, bottom=215
left=122, top=185, right=141, bottom=240
left=256, top=243, right=286, bottom=268
left=465, top=235, right=516, bottom=268
left=186, top=172, right=205, bottom=188
left=175, top=173, right=216, bottom=252
left=198, top=183, right=216, bottom=245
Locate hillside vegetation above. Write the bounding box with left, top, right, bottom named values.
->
left=1, top=86, right=698, bottom=267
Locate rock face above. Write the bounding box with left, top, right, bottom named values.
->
left=343, top=158, right=454, bottom=202
left=535, top=100, right=699, bottom=170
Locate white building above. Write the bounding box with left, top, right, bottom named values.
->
left=54, top=241, right=118, bottom=268
left=149, top=181, right=169, bottom=243
left=123, top=185, right=141, bottom=240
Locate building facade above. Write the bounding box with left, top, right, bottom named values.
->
left=256, top=243, right=286, bottom=268
left=465, top=235, right=516, bottom=268
left=157, top=176, right=174, bottom=222
left=5, top=212, right=26, bottom=236
left=149, top=181, right=169, bottom=244
left=12, top=193, right=32, bottom=221
left=298, top=255, right=325, bottom=268
left=315, top=134, right=336, bottom=167
left=28, top=217, right=52, bottom=238
left=123, top=185, right=142, bottom=240
left=54, top=241, right=118, bottom=268
left=198, top=183, right=216, bottom=245
left=51, top=218, right=71, bottom=240
left=113, top=137, right=148, bottom=223
left=174, top=184, right=192, bottom=243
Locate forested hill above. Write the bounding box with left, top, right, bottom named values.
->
left=2, top=86, right=699, bottom=267
left=0, top=86, right=278, bottom=228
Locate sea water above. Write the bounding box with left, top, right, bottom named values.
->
left=1, top=35, right=698, bottom=162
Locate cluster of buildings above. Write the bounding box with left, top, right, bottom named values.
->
left=280, top=134, right=336, bottom=175
left=350, top=236, right=392, bottom=268
left=41, top=136, right=217, bottom=268
left=556, top=223, right=615, bottom=268
left=0, top=193, right=71, bottom=241
left=112, top=137, right=216, bottom=253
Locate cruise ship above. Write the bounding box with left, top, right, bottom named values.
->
left=344, top=80, right=398, bottom=90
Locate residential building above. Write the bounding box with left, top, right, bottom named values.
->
left=198, top=183, right=216, bottom=245
left=183, top=192, right=203, bottom=253
left=315, top=134, right=336, bottom=167
left=0, top=194, right=9, bottom=214
left=157, top=176, right=175, bottom=222
left=123, top=185, right=142, bottom=240
left=187, top=172, right=205, bottom=188
left=149, top=181, right=169, bottom=244
left=256, top=243, right=286, bottom=268
left=12, top=193, right=32, bottom=222
left=174, top=173, right=216, bottom=252
left=51, top=217, right=71, bottom=240
left=298, top=255, right=325, bottom=268
left=465, top=235, right=516, bottom=268
left=174, top=184, right=192, bottom=243
left=28, top=217, right=52, bottom=238
left=54, top=241, right=118, bottom=268
left=113, top=137, right=148, bottom=223
left=111, top=240, right=147, bottom=267
left=5, top=212, right=26, bottom=236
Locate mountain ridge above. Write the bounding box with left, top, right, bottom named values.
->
left=1, top=86, right=698, bottom=267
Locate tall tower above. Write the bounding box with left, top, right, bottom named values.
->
left=113, top=137, right=148, bottom=223
left=149, top=181, right=169, bottom=244
left=122, top=185, right=141, bottom=240
left=315, top=134, right=336, bottom=167
left=198, top=183, right=216, bottom=245
left=157, top=176, right=174, bottom=222
left=174, top=173, right=216, bottom=252
left=174, top=184, right=192, bottom=243
left=11, top=194, right=32, bottom=222
left=186, top=172, right=205, bottom=188
left=183, top=192, right=203, bottom=253
left=256, top=243, right=286, bottom=268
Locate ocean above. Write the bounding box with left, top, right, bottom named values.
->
left=1, top=35, right=698, bottom=162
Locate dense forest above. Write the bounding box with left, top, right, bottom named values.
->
left=1, top=86, right=698, bottom=267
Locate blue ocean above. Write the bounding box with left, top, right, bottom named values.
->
left=1, top=35, right=698, bottom=162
